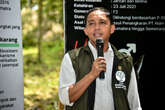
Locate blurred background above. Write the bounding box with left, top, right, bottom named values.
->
left=21, top=0, right=64, bottom=109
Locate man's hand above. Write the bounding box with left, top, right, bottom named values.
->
left=90, top=57, right=106, bottom=78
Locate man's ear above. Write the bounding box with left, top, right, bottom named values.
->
left=110, top=24, right=115, bottom=34
left=84, top=27, right=88, bottom=36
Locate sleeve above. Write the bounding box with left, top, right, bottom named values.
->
left=58, top=53, right=76, bottom=106
left=127, top=68, right=142, bottom=110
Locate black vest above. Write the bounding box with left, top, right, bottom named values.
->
left=66, top=45, right=133, bottom=110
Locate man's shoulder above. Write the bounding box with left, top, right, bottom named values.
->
left=118, top=52, right=133, bottom=66
left=111, top=44, right=133, bottom=64
left=68, top=46, right=90, bottom=58
left=68, top=47, right=82, bottom=58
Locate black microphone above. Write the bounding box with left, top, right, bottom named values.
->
left=96, top=38, right=105, bottom=79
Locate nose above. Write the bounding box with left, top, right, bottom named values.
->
left=95, top=23, right=100, bottom=30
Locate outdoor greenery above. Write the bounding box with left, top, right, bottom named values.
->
left=24, top=39, right=64, bottom=110
left=21, top=0, right=64, bottom=109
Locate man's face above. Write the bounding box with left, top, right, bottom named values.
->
left=84, top=10, right=115, bottom=45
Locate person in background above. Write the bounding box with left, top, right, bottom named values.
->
left=59, top=7, right=142, bottom=110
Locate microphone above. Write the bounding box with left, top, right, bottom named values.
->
left=96, top=38, right=105, bottom=79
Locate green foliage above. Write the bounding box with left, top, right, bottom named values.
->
left=21, top=0, right=63, bottom=48
left=21, top=0, right=65, bottom=109
left=21, top=0, right=38, bottom=9
left=24, top=39, right=64, bottom=110
left=23, top=31, right=38, bottom=48
left=43, top=0, right=63, bottom=24
left=21, top=0, right=28, bottom=9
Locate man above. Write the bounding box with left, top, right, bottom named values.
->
left=59, top=7, right=142, bottom=110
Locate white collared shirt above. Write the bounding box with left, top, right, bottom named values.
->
left=59, top=41, right=142, bottom=110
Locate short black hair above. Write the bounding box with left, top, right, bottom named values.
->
left=84, top=7, right=113, bottom=26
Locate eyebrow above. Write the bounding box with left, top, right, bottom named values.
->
left=87, top=19, right=95, bottom=23
left=87, top=18, right=107, bottom=22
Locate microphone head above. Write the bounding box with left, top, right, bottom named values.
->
left=96, top=38, right=104, bottom=44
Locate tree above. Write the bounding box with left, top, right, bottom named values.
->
left=38, top=0, right=43, bottom=63
left=21, top=0, right=63, bottom=62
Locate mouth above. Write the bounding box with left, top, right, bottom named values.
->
left=93, top=32, right=103, bottom=38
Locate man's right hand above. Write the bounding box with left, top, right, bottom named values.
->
left=89, top=57, right=106, bottom=78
